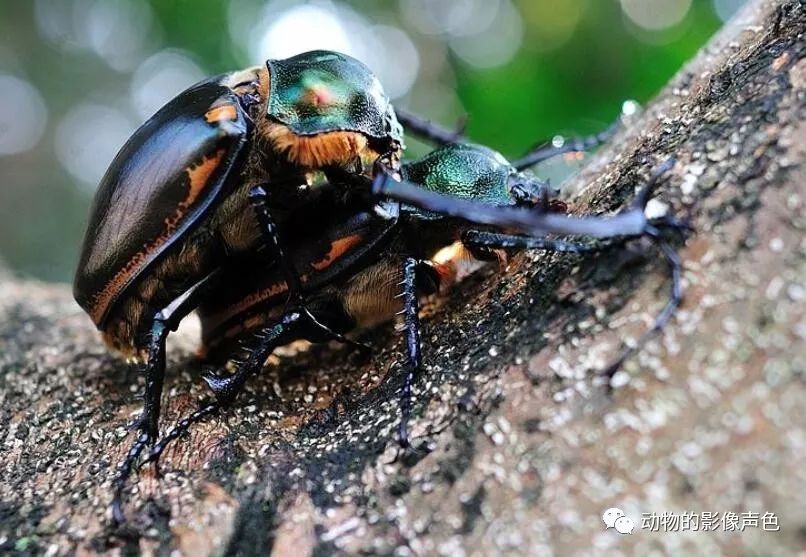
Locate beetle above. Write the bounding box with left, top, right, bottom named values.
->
left=72, top=50, right=407, bottom=524
left=138, top=142, right=685, bottom=479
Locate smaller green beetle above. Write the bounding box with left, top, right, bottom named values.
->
left=72, top=50, right=404, bottom=525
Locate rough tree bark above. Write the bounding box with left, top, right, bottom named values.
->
left=1, top=1, right=804, bottom=555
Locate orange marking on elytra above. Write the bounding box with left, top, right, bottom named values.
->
left=186, top=149, right=225, bottom=204
left=204, top=104, right=237, bottom=123
left=310, top=234, right=364, bottom=271
left=89, top=149, right=226, bottom=325
left=203, top=234, right=366, bottom=343
left=201, top=280, right=290, bottom=337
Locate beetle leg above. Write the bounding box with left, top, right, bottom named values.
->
left=600, top=238, right=683, bottom=384
left=395, top=257, right=426, bottom=448
left=204, top=313, right=300, bottom=403
left=395, top=108, right=465, bottom=145
left=462, top=230, right=685, bottom=383
left=111, top=318, right=167, bottom=526
left=461, top=230, right=610, bottom=255
left=143, top=309, right=309, bottom=465
left=249, top=185, right=370, bottom=353
left=512, top=117, right=622, bottom=171
left=111, top=271, right=222, bottom=525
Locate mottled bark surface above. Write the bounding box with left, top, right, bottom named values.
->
left=1, top=1, right=804, bottom=555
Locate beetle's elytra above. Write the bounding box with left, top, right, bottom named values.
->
left=73, top=76, right=249, bottom=330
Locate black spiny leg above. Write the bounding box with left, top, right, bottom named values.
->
left=397, top=257, right=423, bottom=448
left=249, top=185, right=306, bottom=295
left=513, top=118, right=621, bottom=171
left=249, top=185, right=367, bottom=352
left=111, top=271, right=221, bottom=525
left=461, top=228, right=685, bottom=383
left=111, top=318, right=168, bottom=526
left=143, top=311, right=303, bottom=466
left=462, top=230, right=608, bottom=255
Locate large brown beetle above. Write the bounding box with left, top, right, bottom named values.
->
left=72, top=50, right=404, bottom=523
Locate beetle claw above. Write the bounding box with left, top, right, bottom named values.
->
left=651, top=215, right=694, bottom=236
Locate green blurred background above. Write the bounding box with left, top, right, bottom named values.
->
left=0, top=0, right=744, bottom=282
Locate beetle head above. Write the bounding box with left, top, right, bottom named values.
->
left=265, top=50, right=404, bottom=151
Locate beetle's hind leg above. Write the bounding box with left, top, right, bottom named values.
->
left=111, top=272, right=222, bottom=525
left=111, top=318, right=168, bottom=526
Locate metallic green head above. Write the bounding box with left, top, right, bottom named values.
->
left=266, top=50, right=403, bottom=146
left=402, top=143, right=539, bottom=211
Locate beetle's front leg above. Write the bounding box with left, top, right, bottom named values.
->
left=600, top=238, right=683, bottom=383
left=461, top=230, right=608, bottom=255
left=461, top=229, right=685, bottom=383
left=144, top=304, right=340, bottom=465
left=111, top=272, right=222, bottom=525
left=142, top=311, right=304, bottom=466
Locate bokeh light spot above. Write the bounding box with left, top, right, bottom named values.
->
left=622, top=99, right=641, bottom=117
left=130, top=49, right=206, bottom=120
left=0, top=75, right=48, bottom=156
left=620, top=0, right=693, bottom=30
left=367, top=25, right=420, bottom=99
left=713, top=0, right=747, bottom=22
left=245, top=1, right=419, bottom=99
left=34, top=0, right=84, bottom=50
left=449, top=0, right=524, bottom=68
left=55, top=104, right=135, bottom=189
left=518, top=0, right=583, bottom=52
left=401, top=0, right=501, bottom=38
left=86, top=0, right=152, bottom=72
left=254, top=3, right=354, bottom=60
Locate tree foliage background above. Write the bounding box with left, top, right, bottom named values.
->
left=0, top=0, right=742, bottom=282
